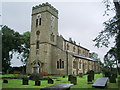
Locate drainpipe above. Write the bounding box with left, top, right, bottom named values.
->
left=66, top=51, right=68, bottom=75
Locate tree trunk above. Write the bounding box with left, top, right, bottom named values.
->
left=113, top=0, right=120, bottom=74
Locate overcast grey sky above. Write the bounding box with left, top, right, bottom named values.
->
left=2, top=1, right=115, bottom=67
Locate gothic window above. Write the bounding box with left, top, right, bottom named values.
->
left=73, top=61, right=76, bottom=69
left=67, top=44, right=69, bottom=50
left=59, top=59, right=62, bottom=68
left=36, top=41, right=39, bottom=49
left=57, top=61, right=59, bottom=69
left=61, top=61, right=64, bottom=68
left=36, top=19, right=38, bottom=27
left=56, top=59, right=64, bottom=69
left=39, top=18, right=41, bottom=25
left=79, top=61, right=81, bottom=69
left=73, top=46, right=76, bottom=52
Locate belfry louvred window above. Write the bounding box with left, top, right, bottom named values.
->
left=39, top=18, right=41, bottom=25
left=36, top=19, right=38, bottom=27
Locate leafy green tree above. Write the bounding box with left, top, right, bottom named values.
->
left=19, top=31, right=30, bottom=64
left=90, top=52, right=100, bottom=61
left=93, top=0, right=120, bottom=73
left=2, top=25, right=22, bottom=73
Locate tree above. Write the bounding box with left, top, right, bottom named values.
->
left=19, top=31, right=30, bottom=64
left=93, top=0, right=120, bottom=74
left=2, top=25, right=22, bottom=73
left=104, top=47, right=117, bottom=70
left=90, top=52, right=100, bottom=61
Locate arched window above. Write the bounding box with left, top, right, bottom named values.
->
left=67, top=44, right=69, bottom=50
left=61, top=61, right=64, bottom=68
left=36, top=19, right=38, bottom=27
left=79, top=60, right=82, bottom=69
left=57, top=61, right=59, bottom=69
left=73, top=46, right=75, bottom=52
left=39, top=18, right=41, bottom=25
left=56, top=59, right=64, bottom=69
left=73, top=61, right=76, bottom=69
left=36, top=41, right=39, bottom=49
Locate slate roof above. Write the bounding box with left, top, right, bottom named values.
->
left=68, top=52, right=98, bottom=62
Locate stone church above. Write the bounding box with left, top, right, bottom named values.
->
left=26, top=2, right=100, bottom=75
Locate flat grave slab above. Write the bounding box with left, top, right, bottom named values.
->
left=92, top=77, right=108, bottom=88
left=41, top=83, right=73, bottom=90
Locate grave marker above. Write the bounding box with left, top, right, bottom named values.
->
left=22, top=78, right=29, bottom=85
left=3, top=80, right=8, bottom=83
left=48, top=78, right=54, bottom=84
left=35, top=80, right=41, bottom=86
left=70, top=76, right=77, bottom=85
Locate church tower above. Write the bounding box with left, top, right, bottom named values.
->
left=26, top=2, right=58, bottom=74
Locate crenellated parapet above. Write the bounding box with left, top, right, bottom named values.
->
left=32, top=2, right=58, bottom=18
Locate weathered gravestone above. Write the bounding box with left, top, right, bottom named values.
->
left=112, top=73, right=117, bottom=78
left=88, top=70, right=94, bottom=80
left=79, top=73, right=83, bottom=77
left=22, top=78, right=29, bottom=85
left=90, top=70, right=94, bottom=80
left=109, top=75, right=116, bottom=83
left=48, top=78, right=54, bottom=84
left=104, top=71, right=111, bottom=78
left=3, top=80, right=8, bottom=83
left=68, top=75, right=73, bottom=81
left=35, top=80, right=41, bottom=86
left=63, top=76, right=65, bottom=78
left=70, top=76, right=77, bottom=85
left=87, top=74, right=92, bottom=84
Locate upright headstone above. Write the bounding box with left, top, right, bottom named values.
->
left=63, top=76, right=65, bottom=78
left=87, top=74, right=92, bottom=84
left=79, top=73, right=83, bottom=77
left=68, top=75, right=73, bottom=81
left=105, top=71, right=111, bottom=78
left=70, top=76, right=77, bottom=85
left=22, top=78, right=29, bottom=85
left=88, top=70, right=94, bottom=80
left=109, top=75, right=116, bottom=83
left=3, top=80, right=8, bottom=83
left=48, top=78, right=54, bottom=84
left=35, top=80, right=41, bottom=86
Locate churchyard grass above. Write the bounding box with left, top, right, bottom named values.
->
left=0, top=74, right=27, bottom=77
left=0, top=73, right=119, bottom=89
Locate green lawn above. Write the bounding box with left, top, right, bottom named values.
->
left=0, top=74, right=119, bottom=89
left=0, top=74, right=27, bottom=77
